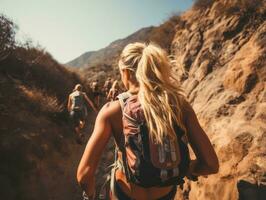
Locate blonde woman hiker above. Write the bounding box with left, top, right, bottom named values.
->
left=68, top=84, right=97, bottom=144
left=104, top=77, right=113, bottom=98
left=107, top=80, right=120, bottom=101
left=77, top=43, right=219, bottom=199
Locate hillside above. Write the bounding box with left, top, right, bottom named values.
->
left=0, top=21, right=95, bottom=199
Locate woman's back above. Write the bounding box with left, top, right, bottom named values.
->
left=105, top=99, right=180, bottom=200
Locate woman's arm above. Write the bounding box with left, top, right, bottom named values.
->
left=84, top=93, right=98, bottom=113
left=106, top=90, right=112, bottom=101
left=184, top=101, right=219, bottom=176
left=67, top=95, right=72, bottom=112
left=77, top=104, right=112, bottom=196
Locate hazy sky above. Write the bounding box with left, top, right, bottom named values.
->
left=0, top=0, right=194, bottom=63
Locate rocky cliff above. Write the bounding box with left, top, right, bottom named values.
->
left=171, top=0, right=266, bottom=199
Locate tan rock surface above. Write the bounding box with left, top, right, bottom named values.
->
left=171, top=1, right=266, bottom=199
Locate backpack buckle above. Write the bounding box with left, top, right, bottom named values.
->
left=173, top=167, right=179, bottom=177
left=158, top=145, right=166, bottom=163
left=160, top=169, right=168, bottom=181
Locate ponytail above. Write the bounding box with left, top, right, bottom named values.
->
left=119, top=42, right=186, bottom=144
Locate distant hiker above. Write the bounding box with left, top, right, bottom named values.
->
left=68, top=84, right=97, bottom=144
left=77, top=43, right=219, bottom=199
left=91, top=80, right=100, bottom=108
left=103, top=77, right=112, bottom=98
left=106, top=80, right=119, bottom=101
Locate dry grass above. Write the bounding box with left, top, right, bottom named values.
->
left=1, top=46, right=91, bottom=101
left=19, top=85, right=64, bottom=114
left=193, top=0, right=266, bottom=16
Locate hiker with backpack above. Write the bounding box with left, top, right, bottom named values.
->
left=103, top=77, right=113, bottom=99
left=77, top=43, right=219, bottom=199
left=68, top=84, right=97, bottom=143
left=91, top=80, right=101, bottom=108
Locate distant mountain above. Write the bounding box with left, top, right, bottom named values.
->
left=66, top=16, right=181, bottom=82
left=66, top=27, right=154, bottom=68
left=66, top=51, right=96, bottom=68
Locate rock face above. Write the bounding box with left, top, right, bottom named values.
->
left=171, top=1, right=266, bottom=199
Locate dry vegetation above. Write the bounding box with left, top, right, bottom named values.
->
left=149, top=14, right=184, bottom=52
left=193, top=0, right=266, bottom=16
left=0, top=14, right=17, bottom=60
left=193, top=0, right=215, bottom=9
left=0, top=15, right=91, bottom=200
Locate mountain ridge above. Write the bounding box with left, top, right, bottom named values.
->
left=66, top=26, right=154, bottom=68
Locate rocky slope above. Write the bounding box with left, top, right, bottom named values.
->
left=171, top=0, right=266, bottom=199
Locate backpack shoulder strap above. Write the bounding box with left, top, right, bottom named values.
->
left=116, top=92, right=132, bottom=111
left=115, top=92, right=134, bottom=183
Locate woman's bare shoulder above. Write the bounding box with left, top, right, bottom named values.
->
left=178, top=96, right=195, bottom=123
left=100, top=100, right=121, bottom=118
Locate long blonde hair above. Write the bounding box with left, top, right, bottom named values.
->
left=119, top=42, right=186, bottom=144
left=111, top=80, right=118, bottom=90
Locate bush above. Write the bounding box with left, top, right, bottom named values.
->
left=149, top=13, right=184, bottom=52
left=1, top=46, right=89, bottom=102
left=224, top=0, right=265, bottom=16
left=193, top=0, right=214, bottom=9
left=193, top=0, right=265, bottom=15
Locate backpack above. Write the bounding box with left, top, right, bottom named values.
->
left=71, top=91, right=85, bottom=110
left=118, top=94, right=190, bottom=188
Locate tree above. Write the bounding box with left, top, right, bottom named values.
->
left=0, top=14, right=17, bottom=60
